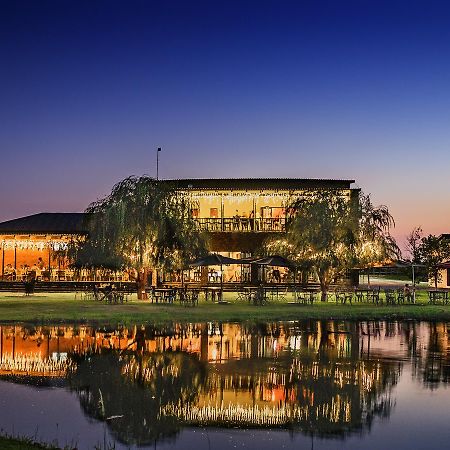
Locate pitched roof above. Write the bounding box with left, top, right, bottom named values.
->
left=164, top=178, right=355, bottom=190
left=0, top=213, right=87, bottom=235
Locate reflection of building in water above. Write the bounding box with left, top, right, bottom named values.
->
left=0, top=321, right=363, bottom=374
left=0, top=321, right=401, bottom=439
left=3, top=321, right=450, bottom=444
left=162, top=356, right=395, bottom=432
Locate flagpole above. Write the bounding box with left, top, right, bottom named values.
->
left=156, top=147, right=161, bottom=180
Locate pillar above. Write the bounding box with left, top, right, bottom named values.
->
left=1, top=243, right=4, bottom=280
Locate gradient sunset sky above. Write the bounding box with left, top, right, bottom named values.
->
left=1, top=0, right=450, bottom=247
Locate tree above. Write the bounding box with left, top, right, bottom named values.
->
left=267, top=190, right=399, bottom=300
left=405, top=226, right=423, bottom=264
left=418, top=235, right=450, bottom=288
left=72, top=176, right=207, bottom=293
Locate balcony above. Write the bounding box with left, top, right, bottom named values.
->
left=194, top=217, right=286, bottom=232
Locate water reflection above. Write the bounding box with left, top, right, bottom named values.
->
left=0, top=321, right=449, bottom=446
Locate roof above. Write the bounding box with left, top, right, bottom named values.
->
left=0, top=213, right=87, bottom=235
left=164, top=178, right=356, bottom=190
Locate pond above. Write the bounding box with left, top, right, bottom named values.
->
left=0, top=320, right=449, bottom=449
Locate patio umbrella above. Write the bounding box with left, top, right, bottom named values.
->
left=250, top=255, right=296, bottom=285
left=189, top=254, right=241, bottom=299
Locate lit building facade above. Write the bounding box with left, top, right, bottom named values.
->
left=0, top=178, right=357, bottom=281
left=172, top=178, right=357, bottom=253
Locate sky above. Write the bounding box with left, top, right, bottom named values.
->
left=1, top=0, right=450, bottom=249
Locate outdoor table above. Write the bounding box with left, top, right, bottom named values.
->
left=334, top=290, right=353, bottom=305
left=105, top=289, right=127, bottom=304
left=396, top=289, right=414, bottom=304
left=295, top=290, right=316, bottom=305
left=251, top=287, right=268, bottom=306
left=152, top=288, right=176, bottom=304
left=428, top=290, right=449, bottom=305
left=180, top=288, right=200, bottom=307
left=94, top=285, right=110, bottom=302
left=354, top=289, right=370, bottom=302
left=367, top=288, right=381, bottom=305
left=384, top=290, right=396, bottom=305
left=265, top=286, right=281, bottom=301
left=204, top=286, right=222, bottom=302
left=342, top=291, right=353, bottom=304
left=240, top=286, right=258, bottom=303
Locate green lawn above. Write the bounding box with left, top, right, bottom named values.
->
left=0, top=290, right=449, bottom=324
left=0, top=436, right=60, bottom=450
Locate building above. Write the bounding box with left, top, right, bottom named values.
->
left=171, top=177, right=357, bottom=254
left=430, top=234, right=450, bottom=288
left=0, top=213, right=85, bottom=281
left=0, top=178, right=357, bottom=281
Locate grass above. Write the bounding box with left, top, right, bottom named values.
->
left=0, top=435, right=62, bottom=450
left=0, top=290, right=449, bottom=325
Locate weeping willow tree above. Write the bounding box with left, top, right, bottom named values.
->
left=72, top=176, right=207, bottom=291
left=67, top=348, right=207, bottom=445
left=267, top=190, right=399, bottom=300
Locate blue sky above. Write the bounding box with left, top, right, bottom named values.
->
left=1, top=0, right=450, bottom=244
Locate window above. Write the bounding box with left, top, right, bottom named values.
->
left=210, top=208, right=218, bottom=218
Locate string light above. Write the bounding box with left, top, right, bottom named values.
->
left=1, top=239, right=69, bottom=251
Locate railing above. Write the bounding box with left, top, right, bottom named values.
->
left=194, top=217, right=286, bottom=232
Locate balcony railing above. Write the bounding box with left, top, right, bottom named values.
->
left=194, top=217, right=286, bottom=232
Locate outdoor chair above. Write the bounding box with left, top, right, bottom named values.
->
left=189, top=290, right=200, bottom=306
left=178, top=288, right=188, bottom=305
left=368, top=287, right=381, bottom=305
left=295, top=291, right=314, bottom=305
left=396, top=289, right=405, bottom=305
left=385, top=290, right=396, bottom=305
left=92, top=285, right=102, bottom=301
left=180, top=289, right=199, bottom=307
left=74, top=288, right=89, bottom=300
left=343, top=291, right=353, bottom=305
left=56, top=270, right=66, bottom=281
left=109, top=290, right=125, bottom=304
left=277, top=287, right=289, bottom=302
left=236, top=288, right=248, bottom=302
left=79, top=288, right=91, bottom=301
left=354, top=289, right=365, bottom=303
left=252, top=287, right=268, bottom=306
left=334, top=289, right=344, bottom=304
left=166, top=289, right=177, bottom=304
left=405, top=291, right=414, bottom=304
left=150, top=287, right=160, bottom=303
